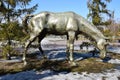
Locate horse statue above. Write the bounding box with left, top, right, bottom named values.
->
left=23, top=11, right=108, bottom=65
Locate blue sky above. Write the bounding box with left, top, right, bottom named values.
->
left=29, top=0, right=120, bottom=21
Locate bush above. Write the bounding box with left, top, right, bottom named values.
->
left=1, top=44, right=21, bottom=60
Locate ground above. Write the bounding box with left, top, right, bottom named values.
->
left=0, top=37, right=120, bottom=80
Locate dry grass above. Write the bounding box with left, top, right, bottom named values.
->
left=71, top=58, right=114, bottom=73
left=109, top=52, right=120, bottom=59
left=0, top=62, right=23, bottom=75
left=1, top=49, right=120, bottom=75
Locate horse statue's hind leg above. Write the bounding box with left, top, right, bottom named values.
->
left=23, top=34, right=38, bottom=65
left=38, top=31, right=47, bottom=59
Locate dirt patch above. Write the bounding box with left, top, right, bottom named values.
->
left=72, top=58, right=114, bottom=73
left=40, top=58, right=114, bottom=73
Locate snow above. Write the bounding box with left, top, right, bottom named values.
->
left=0, top=38, right=120, bottom=80
left=108, top=59, right=120, bottom=64
left=108, top=46, right=120, bottom=54
left=0, top=69, right=120, bottom=80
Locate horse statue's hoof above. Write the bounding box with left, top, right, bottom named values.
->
left=100, top=55, right=106, bottom=59
left=41, top=55, right=47, bottom=60
left=69, top=61, right=78, bottom=67
left=99, top=52, right=106, bottom=59
left=23, top=61, right=27, bottom=66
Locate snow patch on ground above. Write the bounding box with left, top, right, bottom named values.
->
left=108, top=46, right=120, bottom=54
left=0, top=69, right=120, bottom=80
left=108, top=59, right=120, bottom=64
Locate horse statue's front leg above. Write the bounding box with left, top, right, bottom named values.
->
left=67, top=31, right=77, bottom=66
left=66, top=40, right=70, bottom=60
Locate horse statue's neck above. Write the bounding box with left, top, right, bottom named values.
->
left=76, top=14, right=106, bottom=42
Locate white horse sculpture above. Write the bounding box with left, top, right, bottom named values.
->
left=23, top=11, right=108, bottom=65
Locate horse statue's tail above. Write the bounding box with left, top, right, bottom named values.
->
left=22, top=14, right=34, bottom=34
